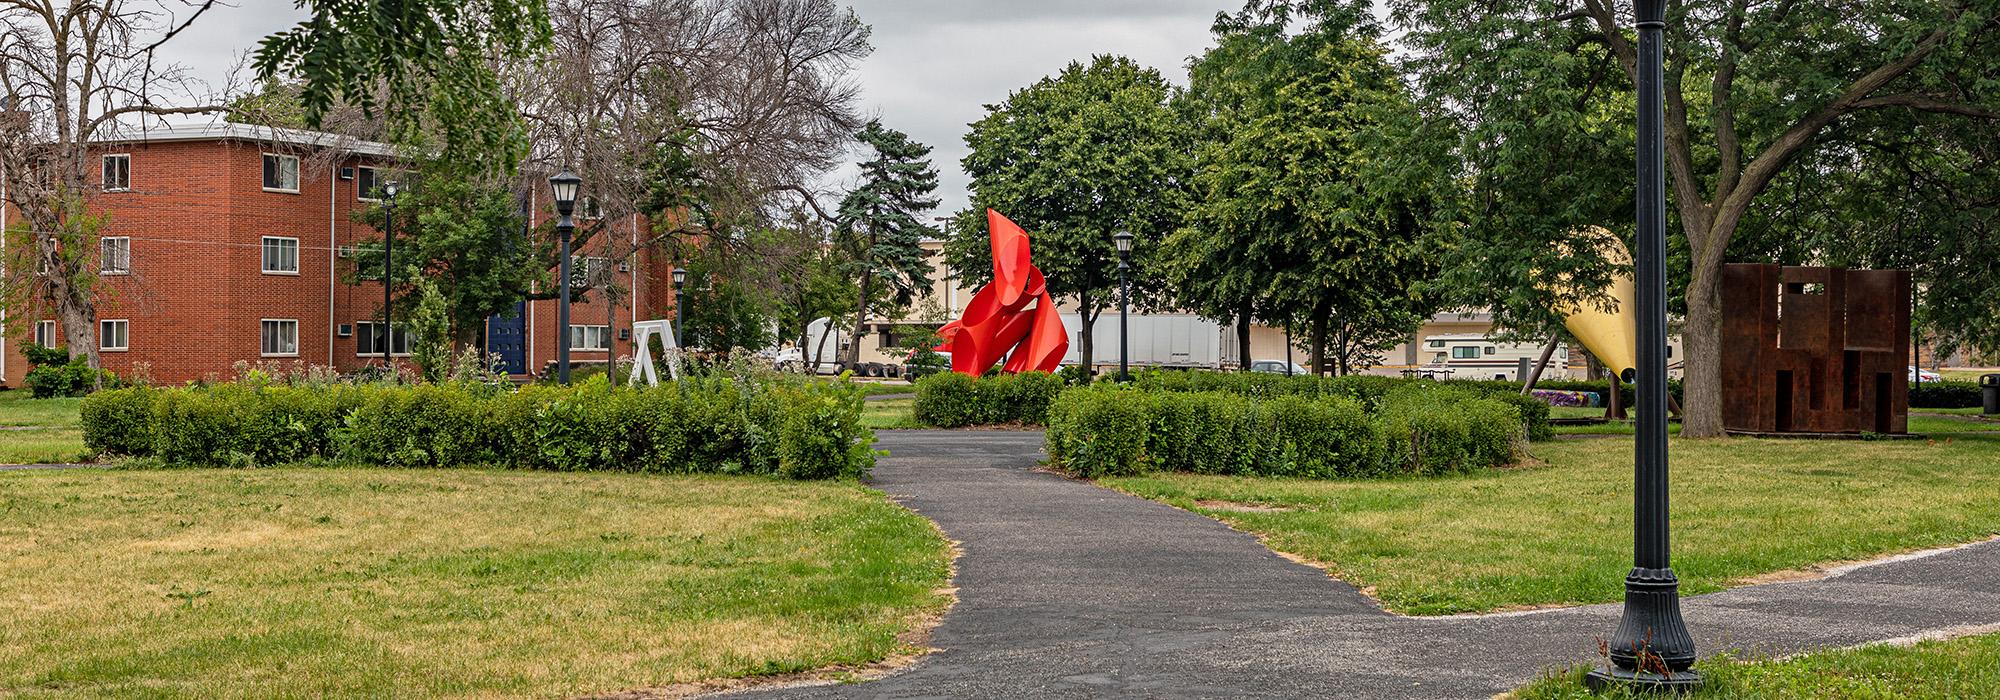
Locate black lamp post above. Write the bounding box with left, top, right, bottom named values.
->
left=672, top=267, right=688, bottom=353
left=381, top=181, right=399, bottom=370
left=1587, top=0, right=1700, bottom=691
left=549, top=169, right=582, bottom=385
left=1113, top=231, right=1133, bottom=382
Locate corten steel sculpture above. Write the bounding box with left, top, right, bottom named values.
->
left=934, top=210, right=1069, bottom=376
left=1720, top=264, right=1911, bottom=435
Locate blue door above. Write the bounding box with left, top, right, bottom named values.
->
left=488, top=302, right=528, bottom=375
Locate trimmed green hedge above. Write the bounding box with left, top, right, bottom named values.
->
left=1125, top=371, right=1554, bottom=441
left=913, top=371, right=1064, bottom=427
left=1046, top=384, right=1524, bottom=479
left=1912, top=380, right=1983, bottom=409
left=79, top=376, right=875, bottom=479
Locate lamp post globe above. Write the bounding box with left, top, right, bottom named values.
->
left=550, top=170, right=582, bottom=385
left=1587, top=0, right=1700, bottom=691
left=672, top=267, right=688, bottom=355
left=1113, top=231, right=1134, bottom=382
left=381, top=182, right=399, bottom=372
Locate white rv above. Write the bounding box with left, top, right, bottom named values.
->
left=1417, top=334, right=1571, bottom=381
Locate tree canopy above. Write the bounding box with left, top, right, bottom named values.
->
left=947, top=54, right=1195, bottom=369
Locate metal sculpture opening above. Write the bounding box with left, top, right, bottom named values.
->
left=935, top=210, right=1069, bottom=375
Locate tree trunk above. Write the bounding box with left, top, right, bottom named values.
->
left=1679, top=262, right=1727, bottom=437
left=1308, top=296, right=1331, bottom=377
left=1235, top=302, right=1252, bottom=371
left=57, top=290, right=98, bottom=370
left=1077, top=289, right=1095, bottom=376
left=845, top=271, right=873, bottom=367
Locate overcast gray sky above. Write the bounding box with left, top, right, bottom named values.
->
left=162, top=1, right=1236, bottom=213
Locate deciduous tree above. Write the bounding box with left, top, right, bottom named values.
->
left=1395, top=0, right=2000, bottom=436
left=947, top=55, right=1194, bottom=371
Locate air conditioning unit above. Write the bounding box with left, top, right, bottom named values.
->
left=337, top=245, right=355, bottom=259
left=619, top=328, right=631, bottom=340
left=617, top=262, right=631, bottom=273
left=339, top=167, right=355, bottom=180
left=337, top=324, right=354, bottom=337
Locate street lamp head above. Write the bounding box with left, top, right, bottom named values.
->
left=383, top=181, right=399, bottom=202
left=1113, top=231, right=1134, bottom=257
left=672, top=267, right=687, bottom=286
left=548, top=169, right=582, bottom=217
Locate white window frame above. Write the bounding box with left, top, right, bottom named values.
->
left=100, top=319, right=128, bottom=352
left=357, top=166, right=381, bottom=202
left=34, top=320, right=57, bottom=348
left=262, top=153, right=301, bottom=193
left=261, top=319, right=299, bottom=357
left=354, top=321, right=412, bottom=357
left=102, top=154, right=131, bottom=192
left=570, top=324, right=610, bottom=351
left=262, top=236, right=300, bottom=275
left=578, top=195, right=604, bottom=220
left=100, top=236, right=130, bottom=275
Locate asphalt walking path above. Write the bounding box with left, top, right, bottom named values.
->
left=735, top=430, right=2000, bottom=699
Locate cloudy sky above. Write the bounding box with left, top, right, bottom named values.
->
left=161, top=1, right=1238, bottom=212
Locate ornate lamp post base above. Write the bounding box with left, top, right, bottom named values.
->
left=1588, top=566, right=1701, bottom=692
left=1585, top=666, right=1702, bottom=693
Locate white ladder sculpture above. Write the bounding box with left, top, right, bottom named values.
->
left=628, top=319, right=682, bottom=386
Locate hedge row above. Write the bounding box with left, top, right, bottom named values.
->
left=1911, top=380, right=1984, bottom=409
left=78, top=376, right=875, bottom=479
left=912, top=371, right=1065, bottom=427
left=1045, top=383, right=1526, bottom=479
left=1124, top=371, right=1555, bottom=441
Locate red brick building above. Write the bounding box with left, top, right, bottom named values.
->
left=2, top=125, right=677, bottom=386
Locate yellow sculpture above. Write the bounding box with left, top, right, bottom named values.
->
left=1555, top=228, right=1637, bottom=379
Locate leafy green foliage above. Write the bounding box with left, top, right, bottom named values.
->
left=21, top=345, right=119, bottom=398
left=948, top=54, right=1195, bottom=366
left=78, top=387, right=155, bottom=456
left=351, top=162, right=547, bottom=349
left=252, top=0, right=551, bottom=173
left=78, top=376, right=875, bottom=479
left=1174, top=1, right=1442, bottom=373
left=837, top=121, right=940, bottom=320
left=1045, top=382, right=1520, bottom=479
left=1373, top=383, right=1526, bottom=476
left=1912, top=380, right=1986, bottom=410
left=912, top=372, right=1065, bottom=428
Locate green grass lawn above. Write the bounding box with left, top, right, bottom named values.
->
left=0, top=468, right=952, bottom=699
left=1938, top=368, right=1998, bottom=382
left=862, top=398, right=920, bottom=430
left=1102, top=434, right=2000, bottom=616
left=0, top=390, right=87, bottom=464
left=1517, top=633, right=2000, bottom=699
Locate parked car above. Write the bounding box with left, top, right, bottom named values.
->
left=1910, top=366, right=1942, bottom=383
left=1248, top=359, right=1311, bottom=375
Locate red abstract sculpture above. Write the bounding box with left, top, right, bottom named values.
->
left=935, top=210, right=1069, bottom=375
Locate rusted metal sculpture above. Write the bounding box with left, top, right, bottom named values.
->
left=1720, top=264, right=1910, bottom=435
left=935, top=210, right=1069, bottom=376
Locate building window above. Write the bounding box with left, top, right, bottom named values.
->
left=1451, top=346, right=1480, bottom=360
left=261, top=319, right=299, bottom=356
left=355, top=321, right=410, bottom=356
left=102, top=154, right=131, bottom=191
left=100, top=319, right=128, bottom=351
left=262, top=236, right=300, bottom=274
left=571, top=256, right=611, bottom=287
left=100, top=237, right=130, bottom=274
left=34, top=320, right=57, bottom=348
left=570, top=325, right=610, bottom=351
left=1483, top=346, right=1497, bottom=356
left=357, top=166, right=380, bottom=201
left=262, top=153, right=300, bottom=192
